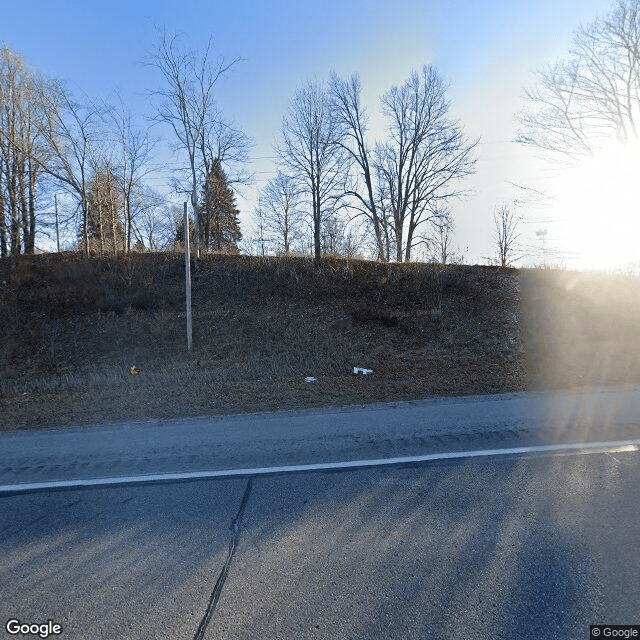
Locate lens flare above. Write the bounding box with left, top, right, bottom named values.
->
left=552, top=137, right=640, bottom=271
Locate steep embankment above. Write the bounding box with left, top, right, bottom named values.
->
left=1, top=253, right=638, bottom=430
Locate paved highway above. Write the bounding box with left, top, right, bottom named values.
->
left=1, top=386, right=639, bottom=639
left=2, top=385, right=640, bottom=488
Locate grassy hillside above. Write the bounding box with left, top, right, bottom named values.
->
left=1, top=252, right=639, bottom=430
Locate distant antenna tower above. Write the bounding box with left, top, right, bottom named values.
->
left=536, top=229, right=548, bottom=267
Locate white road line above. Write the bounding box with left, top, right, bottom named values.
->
left=1, top=438, right=639, bottom=495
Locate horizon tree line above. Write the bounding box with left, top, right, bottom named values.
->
left=0, top=31, right=479, bottom=263
left=0, top=37, right=247, bottom=259
left=7, top=0, right=631, bottom=265
left=263, top=66, right=478, bottom=263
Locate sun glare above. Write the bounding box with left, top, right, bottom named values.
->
left=552, top=137, right=640, bottom=272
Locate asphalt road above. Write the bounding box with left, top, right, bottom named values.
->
left=2, top=385, right=640, bottom=487
left=1, top=387, right=640, bottom=639
left=2, top=452, right=639, bottom=640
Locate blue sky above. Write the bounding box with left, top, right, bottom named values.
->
left=5, top=0, right=633, bottom=269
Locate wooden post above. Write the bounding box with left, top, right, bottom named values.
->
left=184, top=202, right=193, bottom=351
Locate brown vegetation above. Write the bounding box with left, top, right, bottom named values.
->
left=1, top=253, right=639, bottom=431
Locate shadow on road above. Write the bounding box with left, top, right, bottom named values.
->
left=1, top=448, right=637, bottom=640
left=209, top=453, right=627, bottom=640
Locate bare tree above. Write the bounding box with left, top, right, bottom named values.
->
left=128, top=186, right=167, bottom=250
left=106, top=97, right=157, bottom=253
left=34, top=81, right=104, bottom=257
left=277, top=79, right=347, bottom=260
left=376, top=66, right=478, bottom=262
left=518, top=0, right=640, bottom=159
left=329, top=72, right=390, bottom=261
left=254, top=171, right=306, bottom=254
left=147, top=29, right=244, bottom=256
left=493, top=203, right=522, bottom=267
left=321, top=213, right=363, bottom=258
left=199, top=117, right=253, bottom=190
left=0, top=46, right=47, bottom=256
left=428, top=210, right=455, bottom=264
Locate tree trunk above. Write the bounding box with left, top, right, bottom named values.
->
left=204, top=199, right=211, bottom=250
left=190, top=151, right=200, bottom=257
left=394, top=217, right=403, bottom=262
left=81, top=168, right=90, bottom=258
left=361, top=160, right=386, bottom=261
left=381, top=217, right=391, bottom=262
left=8, top=160, right=20, bottom=255
left=110, top=174, right=118, bottom=256
left=18, top=158, right=30, bottom=253
left=312, top=178, right=321, bottom=261
left=125, top=195, right=132, bottom=253
left=111, top=201, right=118, bottom=256
left=27, top=159, right=37, bottom=254
left=0, top=174, right=6, bottom=257
left=98, top=199, right=105, bottom=256
left=54, top=194, right=60, bottom=253
left=404, top=216, right=417, bottom=262
left=283, top=209, right=290, bottom=254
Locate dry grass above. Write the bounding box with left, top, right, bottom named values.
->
left=1, top=253, right=639, bottom=431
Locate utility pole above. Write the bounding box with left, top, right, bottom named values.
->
left=184, top=202, right=193, bottom=351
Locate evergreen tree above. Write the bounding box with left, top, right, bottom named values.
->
left=174, top=212, right=196, bottom=249
left=82, top=169, right=126, bottom=255
left=200, top=158, right=242, bottom=253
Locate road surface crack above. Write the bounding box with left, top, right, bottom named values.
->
left=193, top=478, right=253, bottom=640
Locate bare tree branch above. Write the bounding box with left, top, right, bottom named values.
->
left=146, top=27, right=247, bottom=255
left=493, top=203, right=522, bottom=267
left=254, top=171, right=306, bottom=255
left=518, top=0, right=640, bottom=160
left=376, top=66, right=478, bottom=262
left=276, top=79, right=347, bottom=260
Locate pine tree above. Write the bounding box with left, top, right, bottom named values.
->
left=174, top=213, right=196, bottom=249
left=200, top=158, right=242, bottom=253
left=82, top=169, right=126, bottom=256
